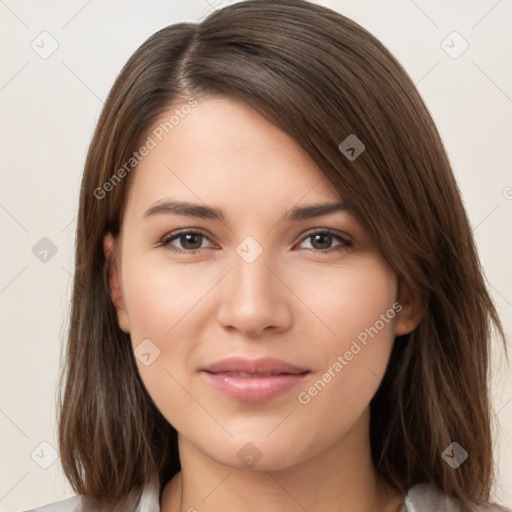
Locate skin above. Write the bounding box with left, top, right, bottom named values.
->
left=104, top=96, right=422, bottom=512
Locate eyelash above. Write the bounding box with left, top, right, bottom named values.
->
left=156, top=229, right=352, bottom=255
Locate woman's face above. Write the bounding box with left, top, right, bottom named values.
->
left=105, top=96, right=414, bottom=471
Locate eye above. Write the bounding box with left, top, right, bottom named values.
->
left=157, top=229, right=216, bottom=254
left=296, top=229, right=352, bottom=253
left=157, top=228, right=352, bottom=255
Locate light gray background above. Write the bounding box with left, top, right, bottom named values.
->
left=0, top=0, right=511, bottom=510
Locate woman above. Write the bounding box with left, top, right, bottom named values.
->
left=23, top=0, right=509, bottom=511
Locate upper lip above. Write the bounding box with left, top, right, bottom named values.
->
left=201, top=356, right=309, bottom=375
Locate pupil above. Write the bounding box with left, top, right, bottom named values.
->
left=312, top=233, right=331, bottom=249
left=183, top=233, right=201, bottom=249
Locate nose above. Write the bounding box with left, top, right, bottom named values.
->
left=216, top=249, right=293, bottom=337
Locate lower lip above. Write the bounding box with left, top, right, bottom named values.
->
left=201, top=371, right=309, bottom=403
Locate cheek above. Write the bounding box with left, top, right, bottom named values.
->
left=118, top=250, right=221, bottom=426
left=120, top=249, right=218, bottom=343
left=291, top=258, right=398, bottom=419
left=290, top=255, right=398, bottom=347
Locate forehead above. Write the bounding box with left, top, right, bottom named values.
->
left=124, top=96, right=343, bottom=220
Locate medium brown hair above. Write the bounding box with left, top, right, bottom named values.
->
left=58, top=0, right=506, bottom=510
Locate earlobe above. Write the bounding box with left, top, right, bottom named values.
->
left=103, top=233, right=130, bottom=333
left=394, top=283, right=426, bottom=336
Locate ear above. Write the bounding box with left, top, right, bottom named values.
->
left=103, top=233, right=130, bottom=333
left=394, top=281, right=426, bottom=336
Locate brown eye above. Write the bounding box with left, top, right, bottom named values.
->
left=298, top=230, right=352, bottom=253
left=175, top=233, right=204, bottom=250
left=159, top=230, right=215, bottom=253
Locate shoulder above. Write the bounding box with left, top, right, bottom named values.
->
left=17, top=477, right=161, bottom=512
left=18, top=494, right=81, bottom=512
left=405, top=483, right=511, bottom=512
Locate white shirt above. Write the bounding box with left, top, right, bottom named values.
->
left=19, top=479, right=511, bottom=512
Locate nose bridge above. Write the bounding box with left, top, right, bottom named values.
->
left=236, top=245, right=273, bottom=291
left=232, top=236, right=277, bottom=306
left=232, top=232, right=275, bottom=295
left=216, top=236, right=291, bottom=335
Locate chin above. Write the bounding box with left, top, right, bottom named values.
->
left=207, top=439, right=311, bottom=473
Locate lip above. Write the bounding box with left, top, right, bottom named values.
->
left=201, top=356, right=310, bottom=403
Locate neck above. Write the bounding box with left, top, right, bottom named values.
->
left=161, top=409, right=404, bottom=512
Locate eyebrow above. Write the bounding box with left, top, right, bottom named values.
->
left=143, top=199, right=349, bottom=222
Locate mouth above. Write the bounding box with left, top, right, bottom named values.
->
left=201, top=356, right=309, bottom=375
left=205, top=371, right=307, bottom=377
left=200, top=357, right=310, bottom=403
